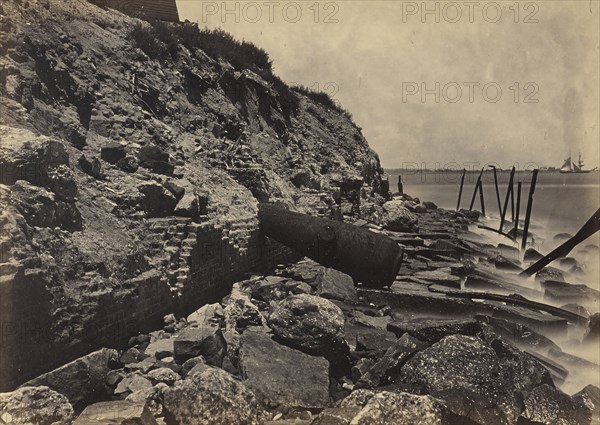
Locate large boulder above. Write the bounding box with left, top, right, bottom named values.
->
left=174, top=325, right=225, bottom=366
left=162, top=367, right=266, bottom=425
left=399, top=334, right=537, bottom=424
left=137, top=182, right=177, bottom=217
left=574, top=385, right=600, bottom=423
left=223, top=283, right=266, bottom=332
left=316, top=267, right=358, bottom=304
left=250, top=276, right=312, bottom=304
left=138, top=145, right=174, bottom=175
left=267, top=294, right=349, bottom=373
left=100, top=142, right=126, bottom=164
left=238, top=329, right=330, bottom=409
left=74, top=400, right=157, bottom=424
left=339, top=390, right=470, bottom=425
left=380, top=200, right=418, bottom=232
left=520, top=384, right=592, bottom=425
left=21, top=348, right=119, bottom=406
left=0, top=386, right=74, bottom=425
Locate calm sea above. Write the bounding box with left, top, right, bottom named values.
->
left=385, top=169, right=600, bottom=288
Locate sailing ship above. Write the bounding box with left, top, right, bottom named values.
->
left=559, top=151, right=597, bottom=174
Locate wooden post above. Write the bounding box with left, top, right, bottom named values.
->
left=469, top=168, right=484, bottom=211
left=520, top=208, right=600, bottom=277
left=490, top=165, right=502, bottom=216
left=512, top=181, right=522, bottom=241
left=456, top=168, right=466, bottom=211
left=478, top=180, right=485, bottom=216
left=521, top=169, right=539, bottom=250
left=499, top=167, right=515, bottom=232
left=510, top=176, right=515, bottom=222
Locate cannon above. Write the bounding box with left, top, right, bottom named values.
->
left=258, top=203, right=403, bottom=288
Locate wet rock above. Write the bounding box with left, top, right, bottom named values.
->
left=138, top=145, right=174, bottom=175
left=400, top=335, right=531, bottom=424
left=412, top=269, right=461, bottom=288
left=100, top=142, right=126, bottom=164
left=146, top=367, right=180, bottom=385
left=423, top=201, right=438, bottom=210
left=574, top=385, right=600, bottom=423
left=584, top=313, right=600, bottom=344
left=162, top=366, right=266, bottom=425
left=138, top=182, right=177, bottom=217
left=493, top=254, right=522, bottom=272
left=0, top=386, right=74, bottom=425
left=21, top=348, right=118, bottom=406
left=380, top=200, right=418, bottom=232
left=387, top=318, right=481, bottom=343
left=174, top=325, right=225, bottom=366
left=458, top=209, right=480, bottom=221
left=560, top=304, right=590, bottom=318
left=74, top=400, right=157, bottom=425
left=268, top=294, right=349, bottom=371
left=316, top=267, right=358, bottom=304
left=250, top=276, right=312, bottom=303
left=520, top=384, right=591, bottom=425
left=524, top=248, right=544, bottom=262
left=339, top=390, right=467, bottom=425
left=554, top=233, right=573, bottom=241
left=358, top=333, right=427, bottom=387
left=114, top=372, right=153, bottom=397
left=78, top=154, right=104, bottom=179
left=476, top=315, right=560, bottom=351
left=536, top=266, right=565, bottom=283
left=238, top=329, right=330, bottom=409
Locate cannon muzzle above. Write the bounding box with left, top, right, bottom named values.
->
left=258, top=203, right=402, bottom=288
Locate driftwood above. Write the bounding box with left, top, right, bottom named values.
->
left=520, top=208, right=600, bottom=277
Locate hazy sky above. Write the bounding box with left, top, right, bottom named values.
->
left=176, top=1, right=600, bottom=169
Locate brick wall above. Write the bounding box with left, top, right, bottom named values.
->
left=0, top=215, right=299, bottom=391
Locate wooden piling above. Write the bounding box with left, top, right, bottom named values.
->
left=499, top=167, right=516, bottom=232
left=469, top=168, right=484, bottom=211
left=510, top=177, right=515, bottom=222
left=521, top=208, right=600, bottom=277
left=490, top=165, right=502, bottom=216
left=521, top=169, right=539, bottom=250
left=512, top=181, right=522, bottom=241
left=456, top=168, right=466, bottom=211
left=478, top=180, right=485, bottom=216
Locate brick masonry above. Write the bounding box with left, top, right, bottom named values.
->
left=0, top=215, right=299, bottom=391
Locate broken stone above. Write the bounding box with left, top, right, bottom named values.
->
left=520, top=384, right=592, bottom=425
left=352, top=311, right=391, bottom=331
left=116, top=155, right=138, bottom=173
left=146, top=367, right=180, bottom=385
left=174, top=326, right=224, bottom=366
left=0, top=386, right=74, bottom=425
left=114, top=373, right=152, bottom=397
left=144, top=337, right=175, bottom=359
left=21, top=348, right=118, bottom=406
left=162, top=367, right=266, bottom=425
left=524, top=247, right=544, bottom=262
left=138, top=145, right=173, bottom=175
left=358, top=333, right=427, bottom=387
left=316, top=267, right=358, bottom=303
left=126, top=384, right=167, bottom=417
left=380, top=200, right=418, bottom=232
left=250, top=276, right=312, bottom=303
left=186, top=303, right=223, bottom=327
left=223, top=283, right=266, bottom=331
left=536, top=266, right=565, bottom=283
left=399, top=334, right=538, bottom=424
left=268, top=294, right=349, bottom=372
left=100, top=142, right=126, bottom=164
left=137, top=182, right=177, bottom=217
left=584, top=313, right=600, bottom=344
left=387, top=318, right=481, bottom=343
left=475, top=315, right=560, bottom=351
left=340, top=390, right=464, bottom=425
left=74, top=400, right=157, bottom=425
left=238, top=329, right=330, bottom=409
left=78, top=154, right=104, bottom=179
left=574, top=385, right=600, bottom=423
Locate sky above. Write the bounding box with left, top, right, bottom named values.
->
left=176, top=0, right=600, bottom=169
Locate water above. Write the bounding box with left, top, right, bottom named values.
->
left=386, top=169, right=600, bottom=290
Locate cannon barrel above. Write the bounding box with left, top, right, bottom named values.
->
left=258, top=203, right=403, bottom=288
